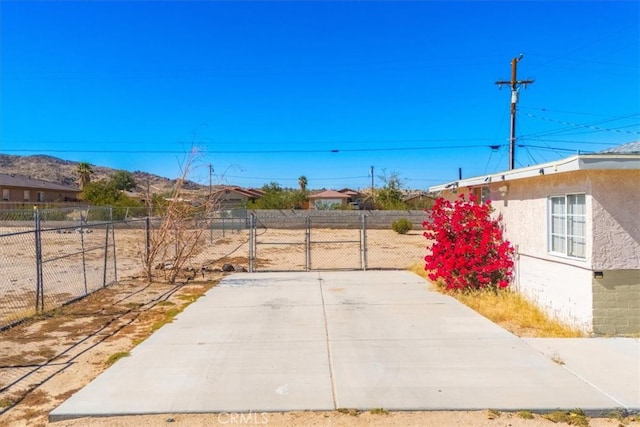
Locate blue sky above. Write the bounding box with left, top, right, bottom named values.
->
left=1, top=1, right=638, bottom=190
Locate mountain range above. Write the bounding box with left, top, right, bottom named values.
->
left=0, top=154, right=202, bottom=194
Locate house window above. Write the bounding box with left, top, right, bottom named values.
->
left=37, top=191, right=45, bottom=202
left=2, top=189, right=8, bottom=201
left=23, top=190, right=30, bottom=202
left=548, top=194, right=586, bottom=259
left=471, top=186, right=491, bottom=203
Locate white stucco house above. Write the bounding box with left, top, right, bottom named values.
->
left=429, top=141, right=640, bottom=335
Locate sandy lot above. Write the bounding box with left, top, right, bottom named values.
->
left=1, top=276, right=637, bottom=427
left=1, top=227, right=426, bottom=327
left=2, top=227, right=637, bottom=426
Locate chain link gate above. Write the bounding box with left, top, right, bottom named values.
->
left=248, top=211, right=426, bottom=272
left=307, top=215, right=365, bottom=271
left=249, top=213, right=309, bottom=272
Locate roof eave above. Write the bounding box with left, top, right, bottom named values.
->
left=428, top=154, right=640, bottom=192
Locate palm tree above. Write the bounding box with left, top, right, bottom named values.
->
left=298, top=175, right=308, bottom=192
left=76, top=162, right=93, bottom=190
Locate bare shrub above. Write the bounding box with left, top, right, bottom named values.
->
left=143, top=149, right=221, bottom=283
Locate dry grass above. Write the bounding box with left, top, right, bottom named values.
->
left=454, top=291, right=585, bottom=337
left=409, top=264, right=585, bottom=338
left=105, top=351, right=130, bottom=367
left=542, top=409, right=590, bottom=426
left=0, top=280, right=218, bottom=423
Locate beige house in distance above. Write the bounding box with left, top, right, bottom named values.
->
left=429, top=141, right=640, bottom=335
left=0, top=174, right=80, bottom=207
left=207, top=186, right=264, bottom=209
left=308, top=190, right=350, bottom=210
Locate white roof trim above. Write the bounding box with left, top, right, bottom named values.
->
left=428, top=154, right=640, bottom=192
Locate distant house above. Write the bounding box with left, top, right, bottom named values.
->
left=0, top=174, right=80, bottom=207
left=403, top=191, right=436, bottom=209
left=429, top=141, right=640, bottom=335
left=244, top=188, right=266, bottom=199
left=337, top=188, right=365, bottom=208
left=209, top=186, right=264, bottom=209
left=308, top=190, right=350, bottom=210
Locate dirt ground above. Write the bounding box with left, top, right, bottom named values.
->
left=1, top=227, right=638, bottom=427
left=1, top=227, right=425, bottom=327
left=1, top=275, right=638, bottom=427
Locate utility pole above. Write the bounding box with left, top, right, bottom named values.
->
left=370, top=166, right=375, bottom=204
left=495, top=54, right=534, bottom=170
left=209, top=164, right=213, bottom=198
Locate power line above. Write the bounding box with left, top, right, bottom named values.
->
left=517, top=144, right=585, bottom=153
left=519, top=106, right=639, bottom=119
left=3, top=54, right=508, bottom=80
left=0, top=144, right=492, bottom=155
left=483, top=149, right=494, bottom=175
left=1, top=137, right=498, bottom=146
left=517, top=112, right=639, bottom=141
left=523, top=112, right=640, bottom=136
left=516, top=109, right=570, bottom=161
left=224, top=174, right=369, bottom=182
left=530, top=22, right=639, bottom=73
left=485, top=146, right=509, bottom=175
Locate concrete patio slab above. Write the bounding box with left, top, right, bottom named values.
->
left=50, top=271, right=639, bottom=421
left=524, top=337, right=640, bottom=410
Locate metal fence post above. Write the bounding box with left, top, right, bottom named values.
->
left=304, top=215, right=311, bottom=271
left=34, top=207, right=44, bottom=312
left=361, top=214, right=368, bottom=271
left=146, top=216, right=151, bottom=282
left=102, top=223, right=109, bottom=287
left=209, top=214, right=213, bottom=244
left=111, top=221, right=118, bottom=283
left=248, top=213, right=255, bottom=272
left=80, top=220, right=88, bottom=295
left=174, top=224, right=178, bottom=259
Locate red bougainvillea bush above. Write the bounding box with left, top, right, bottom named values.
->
left=422, top=194, right=514, bottom=292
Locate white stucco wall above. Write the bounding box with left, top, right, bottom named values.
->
left=589, top=170, right=640, bottom=270
left=514, top=255, right=593, bottom=331
left=488, top=171, right=593, bottom=270
left=487, top=172, right=595, bottom=331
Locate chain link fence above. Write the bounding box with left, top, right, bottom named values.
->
left=0, top=206, right=251, bottom=330
left=247, top=210, right=428, bottom=272
left=1, top=206, right=429, bottom=329
left=0, top=207, right=143, bottom=329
